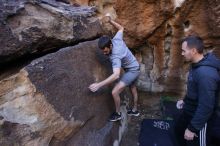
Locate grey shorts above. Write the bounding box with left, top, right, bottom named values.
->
left=120, top=70, right=140, bottom=86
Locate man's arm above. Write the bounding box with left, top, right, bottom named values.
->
left=105, top=14, right=124, bottom=32
left=89, top=68, right=120, bottom=92
left=109, top=20, right=124, bottom=32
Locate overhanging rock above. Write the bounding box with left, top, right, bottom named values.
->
left=0, top=0, right=103, bottom=65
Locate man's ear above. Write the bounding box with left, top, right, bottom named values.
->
left=192, top=48, right=197, bottom=54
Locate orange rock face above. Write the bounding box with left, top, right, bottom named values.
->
left=206, top=0, right=220, bottom=57
left=114, top=0, right=174, bottom=48
left=98, top=0, right=220, bottom=95
left=69, top=0, right=219, bottom=95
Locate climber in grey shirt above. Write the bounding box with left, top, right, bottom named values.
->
left=89, top=15, right=140, bottom=122
left=110, top=31, right=139, bottom=71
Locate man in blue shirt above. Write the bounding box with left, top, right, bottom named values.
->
left=175, top=36, right=220, bottom=146
left=89, top=15, right=140, bottom=122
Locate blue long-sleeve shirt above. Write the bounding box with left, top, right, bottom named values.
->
left=183, top=53, right=220, bottom=132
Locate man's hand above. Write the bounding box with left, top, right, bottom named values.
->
left=89, top=83, right=101, bottom=92
left=176, top=99, right=184, bottom=109
left=103, top=13, right=111, bottom=23
left=184, top=128, right=197, bottom=141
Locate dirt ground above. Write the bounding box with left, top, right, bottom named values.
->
left=121, top=91, right=166, bottom=146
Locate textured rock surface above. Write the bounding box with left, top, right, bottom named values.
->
left=0, top=0, right=103, bottom=65
left=70, top=0, right=220, bottom=96
left=0, top=40, right=124, bottom=146
left=110, top=0, right=220, bottom=95
left=206, top=0, right=220, bottom=57
left=0, top=69, right=82, bottom=145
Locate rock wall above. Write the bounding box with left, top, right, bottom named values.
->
left=0, top=69, right=82, bottom=145
left=0, top=0, right=103, bottom=65
left=206, top=0, right=220, bottom=57
left=0, top=40, right=127, bottom=146
left=80, top=0, right=220, bottom=95
left=0, top=1, right=131, bottom=145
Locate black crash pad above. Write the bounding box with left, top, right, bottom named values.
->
left=139, top=119, right=179, bottom=146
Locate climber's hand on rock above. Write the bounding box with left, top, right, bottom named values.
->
left=104, top=13, right=111, bottom=22
left=89, top=83, right=101, bottom=92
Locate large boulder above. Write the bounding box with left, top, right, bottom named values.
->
left=0, top=0, right=103, bottom=65
left=0, top=40, right=126, bottom=146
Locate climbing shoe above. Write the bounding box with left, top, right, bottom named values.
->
left=109, top=112, right=122, bottom=122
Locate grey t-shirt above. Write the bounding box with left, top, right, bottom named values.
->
left=110, top=31, right=139, bottom=71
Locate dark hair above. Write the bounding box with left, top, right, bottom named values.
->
left=182, top=36, right=204, bottom=54
left=98, top=36, right=112, bottom=50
